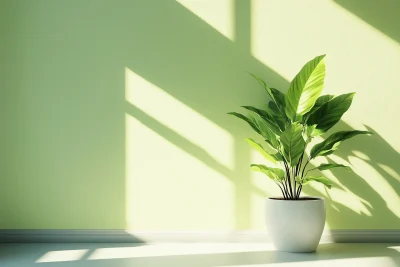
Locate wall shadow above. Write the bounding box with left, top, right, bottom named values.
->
left=2, top=0, right=399, bottom=230
left=1, top=0, right=127, bottom=228
left=302, top=121, right=400, bottom=229
left=334, top=0, right=400, bottom=43
left=121, top=0, right=400, bottom=229
left=120, top=0, right=286, bottom=229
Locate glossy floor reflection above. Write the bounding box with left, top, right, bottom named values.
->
left=0, top=243, right=399, bottom=267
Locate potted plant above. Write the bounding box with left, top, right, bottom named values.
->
left=228, top=55, right=371, bottom=252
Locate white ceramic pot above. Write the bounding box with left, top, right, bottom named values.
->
left=265, top=197, right=325, bottom=253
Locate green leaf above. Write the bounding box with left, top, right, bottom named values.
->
left=310, top=130, right=372, bottom=159
left=269, top=87, right=286, bottom=110
left=250, top=74, right=286, bottom=115
left=272, top=152, right=284, bottom=162
left=242, top=106, right=282, bottom=135
left=271, top=113, right=286, bottom=132
left=303, top=94, right=335, bottom=122
left=228, top=112, right=261, bottom=135
left=313, top=94, right=335, bottom=110
left=252, top=116, right=280, bottom=148
left=307, top=93, right=356, bottom=135
left=285, top=55, right=326, bottom=121
left=245, top=138, right=279, bottom=164
left=301, top=176, right=333, bottom=189
left=250, top=164, right=285, bottom=182
left=266, top=101, right=287, bottom=131
left=280, top=122, right=306, bottom=166
left=268, top=101, right=280, bottom=114
left=309, top=163, right=351, bottom=172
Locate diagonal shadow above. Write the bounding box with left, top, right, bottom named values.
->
left=121, top=0, right=400, bottom=229
left=2, top=0, right=399, bottom=232
left=120, top=0, right=287, bottom=229
left=125, top=101, right=267, bottom=198
left=333, top=0, right=400, bottom=43
left=303, top=121, right=400, bottom=229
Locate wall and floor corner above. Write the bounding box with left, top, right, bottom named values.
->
left=0, top=0, right=399, bottom=242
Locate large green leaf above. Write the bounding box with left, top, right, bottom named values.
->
left=245, top=138, right=281, bottom=163
left=303, top=94, right=335, bottom=122
left=267, top=101, right=280, bottom=115
left=300, top=175, right=333, bottom=189
left=228, top=112, right=279, bottom=148
left=271, top=113, right=286, bottom=132
left=250, top=164, right=285, bottom=182
left=242, top=106, right=282, bottom=135
left=269, top=87, right=286, bottom=112
left=228, top=112, right=261, bottom=134
left=280, top=122, right=306, bottom=166
left=250, top=74, right=286, bottom=115
left=313, top=94, right=335, bottom=110
left=309, top=163, right=350, bottom=172
left=285, top=55, right=326, bottom=121
left=307, top=93, right=356, bottom=135
left=310, top=130, right=372, bottom=159
left=266, top=102, right=287, bottom=130
left=253, top=116, right=280, bottom=148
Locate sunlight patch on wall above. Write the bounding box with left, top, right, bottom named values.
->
left=125, top=68, right=234, bottom=170
left=251, top=0, right=399, bottom=80
left=378, top=163, right=400, bottom=183
left=328, top=188, right=372, bottom=216
left=125, top=69, right=235, bottom=230
left=352, top=151, right=371, bottom=161
left=388, top=246, right=400, bottom=252
left=36, top=249, right=88, bottom=263
left=349, top=156, right=400, bottom=218
left=176, top=0, right=234, bottom=40
left=308, top=183, right=372, bottom=217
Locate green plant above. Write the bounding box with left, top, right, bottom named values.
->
left=228, top=55, right=372, bottom=199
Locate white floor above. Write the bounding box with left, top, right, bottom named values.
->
left=1, top=242, right=399, bottom=267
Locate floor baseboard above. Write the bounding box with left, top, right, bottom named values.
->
left=0, top=230, right=399, bottom=243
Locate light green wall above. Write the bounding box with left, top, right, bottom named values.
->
left=1, top=0, right=399, bottom=230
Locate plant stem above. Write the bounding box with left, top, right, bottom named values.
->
left=292, top=167, right=296, bottom=198
left=294, top=153, right=304, bottom=199
left=276, top=182, right=287, bottom=199
left=296, top=153, right=304, bottom=176
left=283, top=161, right=293, bottom=198
left=296, top=185, right=302, bottom=198
left=301, top=156, right=311, bottom=178
left=281, top=181, right=288, bottom=198
left=279, top=161, right=289, bottom=198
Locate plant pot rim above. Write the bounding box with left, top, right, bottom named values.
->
left=266, top=196, right=324, bottom=201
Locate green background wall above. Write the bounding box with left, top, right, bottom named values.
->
left=1, top=0, right=399, bottom=230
